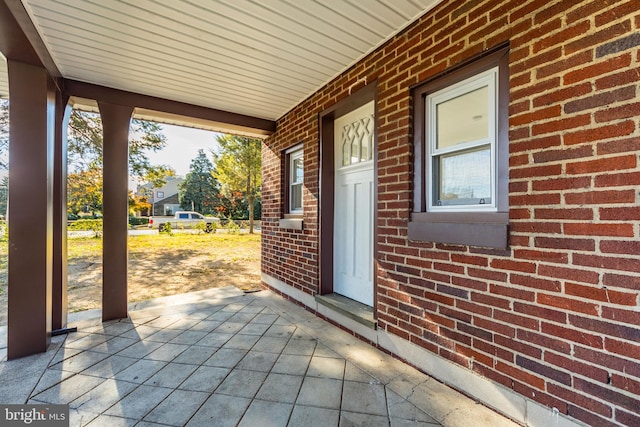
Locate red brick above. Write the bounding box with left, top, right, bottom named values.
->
left=545, top=351, right=609, bottom=383
left=511, top=274, right=562, bottom=293
left=534, top=208, right=593, bottom=220
left=532, top=145, right=594, bottom=164
left=601, top=306, right=640, bottom=325
left=595, top=102, right=640, bottom=122
left=595, top=171, right=640, bottom=187
left=603, top=273, right=640, bottom=291
left=564, top=222, right=635, bottom=237
left=565, top=190, right=636, bottom=205
left=513, top=249, right=568, bottom=264
left=570, top=314, right=640, bottom=342
left=495, top=361, right=545, bottom=390
left=604, top=337, right=640, bottom=360
left=535, top=236, right=595, bottom=252
left=575, top=377, right=640, bottom=414
left=547, top=383, right=613, bottom=418
left=531, top=176, right=591, bottom=191
left=510, top=135, right=561, bottom=153
left=517, top=329, right=571, bottom=354
left=564, top=53, right=632, bottom=85
left=600, top=240, right=640, bottom=255
left=538, top=264, right=600, bottom=284
left=537, top=293, right=599, bottom=316
left=567, top=120, right=637, bottom=146
left=574, top=253, right=640, bottom=274
left=531, top=114, right=592, bottom=136
left=511, top=164, right=562, bottom=179
left=566, top=282, right=637, bottom=306
left=565, top=20, right=632, bottom=54
left=543, top=321, right=603, bottom=348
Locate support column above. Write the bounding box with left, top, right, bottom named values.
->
left=7, top=61, right=55, bottom=359
left=99, top=101, right=132, bottom=321
left=51, top=94, right=71, bottom=330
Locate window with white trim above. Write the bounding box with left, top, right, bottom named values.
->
left=287, top=145, right=303, bottom=214
left=409, top=46, right=509, bottom=249
left=427, top=68, right=497, bottom=212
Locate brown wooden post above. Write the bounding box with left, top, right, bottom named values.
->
left=99, top=101, right=132, bottom=321
left=51, top=93, right=71, bottom=330
left=7, top=61, right=55, bottom=359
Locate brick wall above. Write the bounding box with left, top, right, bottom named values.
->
left=262, top=1, right=640, bottom=425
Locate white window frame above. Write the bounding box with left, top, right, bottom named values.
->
left=426, top=67, right=499, bottom=213
left=287, top=145, right=304, bottom=214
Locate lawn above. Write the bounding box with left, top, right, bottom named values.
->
left=0, top=232, right=262, bottom=326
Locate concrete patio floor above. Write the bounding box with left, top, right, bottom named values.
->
left=0, top=287, right=519, bottom=427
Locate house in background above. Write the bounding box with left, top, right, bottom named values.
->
left=137, top=176, right=183, bottom=216
left=1, top=1, right=639, bottom=427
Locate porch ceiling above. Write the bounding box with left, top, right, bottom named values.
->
left=1, top=0, right=441, bottom=125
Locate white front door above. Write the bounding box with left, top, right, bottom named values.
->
left=333, top=101, right=375, bottom=306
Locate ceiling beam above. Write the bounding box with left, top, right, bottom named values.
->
left=64, top=79, right=276, bottom=137
left=0, top=0, right=60, bottom=76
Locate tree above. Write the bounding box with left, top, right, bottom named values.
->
left=179, top=150, right=220, bottom=215
left=0, top=99, right=8, bottom=171
left=67, top=110, right=174, bottom=215
left=212, top=135, right=261, bottom=233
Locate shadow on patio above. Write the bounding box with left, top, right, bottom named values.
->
left=0, top=287, right=518, bottom=426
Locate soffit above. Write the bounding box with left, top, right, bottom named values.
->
left=0, top=0, right=442, bottom=122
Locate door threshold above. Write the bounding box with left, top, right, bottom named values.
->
left=315, top=293, right=377, bottom=329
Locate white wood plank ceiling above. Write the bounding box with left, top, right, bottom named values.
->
left=1, top=0, right=441, bottom=122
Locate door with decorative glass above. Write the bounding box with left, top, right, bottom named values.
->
left=333, top=101, right=375, bottom=306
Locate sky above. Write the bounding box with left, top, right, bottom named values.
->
left=146, top=124, right=219, bottom=177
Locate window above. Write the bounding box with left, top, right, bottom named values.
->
left=287, top=145, right=304, bottom=214
left=409, top=46, right=509, bottom=249
left=280, top=144, right=304, bottom=230
left=156, top=191, right=164, bottom=198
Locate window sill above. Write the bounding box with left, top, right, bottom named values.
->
left=408, top=212, right=508, bottom=249
left=279, top=217, right=303, bottom=230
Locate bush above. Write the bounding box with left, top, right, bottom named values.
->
left=159, top=221, right=173, bottom=235
left=68, top=219, right=103, bottom=238
left=129, top=216, right=149, bottom=226
left=226, top=220, right=240, bottom=235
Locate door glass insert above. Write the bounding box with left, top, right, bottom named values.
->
left=341, top=113, right=374, bottom=166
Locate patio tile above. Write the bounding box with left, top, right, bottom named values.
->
left=31, top=368, right=76, bottom=395
left=113, top=359, right=166, bottom=384
left=221, top=333, right=260, bottom=350
left=239, top=303, right=267, bottom=314
left=48, top=346, right=84, bottom=366
left=89, top=336, right=138, bottom=354
left=144, top=362, right=198, bottom=388
left=344, top=362, right=380, bottom=384
left=204, top=348, right=248, bottom=368
left=252, top=336, right=290, bottom=353
left=64, top=334, right=111, bottom=351
left=207, top=310, right=235, bottom=322
left=81, top=354, right=138, bottom=379
left=164, top=318, right=201, bottom=330
left=68, top=408, right=99, bottom=427
left=71, top=378, right=138, bottom=414
left=256, top=373, right=304, bottom=403
left=186, top=393, right=251, bottom=427
left=144, top=316, right=182, bottom=329
left=250, top=313, right=279, bottom=325
left=143, top=389, right=209, bottom=426
left=391, top=420, right=441, bottom=427
left=50, top=350, right=110, bottom=373
left=289, top=405, right=340, bottom=426
left=236, top=350, right=279, bottom=372
left=197, top=332, right=233, bottom=347
left=341, top=380, right=388, bottom=416
left=314, top=343, right=342, bottom=358
left=214, top=321, right=248, bottom=334
left=229, top=312, right=257, bottom=323
left=215, top=369, right=267, bottom=398
left=104, top=384, right=172, bottom=419
left=95, top=321, right=136, bottom=337
left=264, top=324, right=296, bottom=338
left=116, top=340, right=163, bottom=359
left=172, top=345, right=217, bottom=365
left=169, top=330, right=208, bottom=345
left=272, top=354, right=311, bottom=376
left=179, top=366, right=230, bottom=392
left=296, top=377, right=343, bottom=409
left=144, top=328, right=184, bottom=343
left=143, top=343, right=190, bottom=361
left=188, top=320, right=221, bottom=333
left=282, top=338, right=317, bottom=355
left=119, top=325, right=161, bottom=340
left=341, top=411, right=390, bottom=427
left=238, top=399, right=292, bottom=427
left=86, top=414, right=137, bottom=426
left=238, top=322, right=271, bottom=336
left=31, top=374, right=105, bottom=405
left=306, top=356, right=346, bottom=380
left=386, top=389, right=439, bottom=425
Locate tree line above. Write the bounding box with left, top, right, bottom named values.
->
left=0, top=99, right=261, bottom=231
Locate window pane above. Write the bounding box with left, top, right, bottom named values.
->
left=290, top=183, right=302, bottom=211
left=437, top=86, right=489, bottom=149
left=436, top=147, right=491, bottom=205
left=292, top=156, right=303, bottom=183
